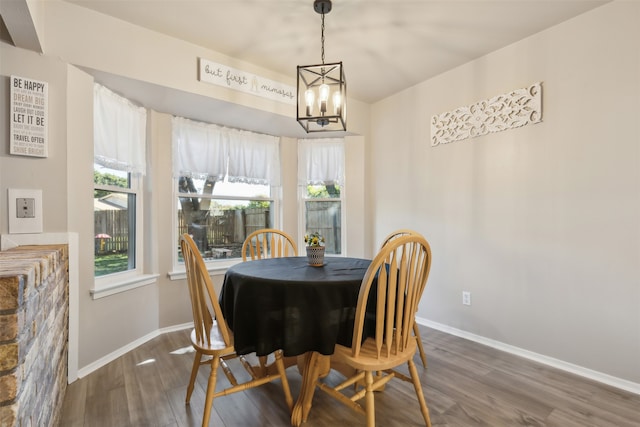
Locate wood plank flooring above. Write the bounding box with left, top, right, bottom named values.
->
left=59, top=326, right=640, bottom=426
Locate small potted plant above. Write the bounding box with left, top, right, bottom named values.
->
left=304, top=231, right=325, bottom=266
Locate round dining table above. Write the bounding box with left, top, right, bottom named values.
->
left=219, top=255, right=372, bottom=426
left=220, top=255, right=371, bottom=357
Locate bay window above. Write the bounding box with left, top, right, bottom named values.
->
left=172, top=117, right=281, bottom=264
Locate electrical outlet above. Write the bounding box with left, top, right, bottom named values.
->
left=462, top=291, right=471, bottom=306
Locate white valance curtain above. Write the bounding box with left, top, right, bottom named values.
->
left=172, top=117, right=281, bottom=186
left=298, top=138, right=345, bottom=186
left=227, top=130, right=280, bottom=185
left=93, top=83, right=147, bottom=175
left=172, top=116, right=228, bottom=181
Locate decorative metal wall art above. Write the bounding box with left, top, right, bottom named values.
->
left=431, top=82, right=542, bottom=146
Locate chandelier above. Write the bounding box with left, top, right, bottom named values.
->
left=297, top=0, right=347, bottom=133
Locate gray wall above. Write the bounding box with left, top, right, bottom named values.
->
left=370, top=1, right=639, bottom=385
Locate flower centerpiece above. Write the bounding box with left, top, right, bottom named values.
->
left=304, top=231, right=325, bottom=266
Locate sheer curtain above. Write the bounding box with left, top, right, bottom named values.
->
left=298, top=138, right=345, bottom=185
left=228, top=129, right=280, bottom=185
left=172, top=116, right=280, bottom=185
left=172, top=116, right=228, bottom=180
left=93, top=83, right=147, bottom=175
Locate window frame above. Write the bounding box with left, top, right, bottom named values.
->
left=171, top=178, right=282, bottom=273
left=298, top=183, right=346, bottom=256
left=297, top=138, right=346, bottom=255
left=92, top=170, right=157, bottom=298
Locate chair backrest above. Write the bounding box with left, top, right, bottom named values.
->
left=180, top=233, right=232, bottom=347
left=242, top=228, right=298, bottom=261
left=351, top=234, right=432, bottom=359
left=379, top=228, right=420, bottom=250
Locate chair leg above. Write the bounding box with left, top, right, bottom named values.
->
left=219, top=356, right=239, bottom=386
left=413, top=322, right=427, bottom=368
left=258, top=355, right=269, bottom=377
left=407, top=359, right=432, bottom=427
left=274, top=350, right=294, bottom=411
left=202, top=356, right=220, bottom=427
left=186, top=349, right=202, bottom=404
left=364, top=371, right=376, bottom=427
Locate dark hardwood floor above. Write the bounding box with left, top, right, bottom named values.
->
left=59, top=326, right=640, bottom=426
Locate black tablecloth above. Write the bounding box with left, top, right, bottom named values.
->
left=220, top=256, right=371, bottom=357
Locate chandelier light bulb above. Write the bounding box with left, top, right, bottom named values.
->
left=332, top=91, right=342, bottom=115
left=319, top=83, right=330, bottom=101
left=305, top=89, right=315, bottom=116
left=319, top=83, right=330, bottom=113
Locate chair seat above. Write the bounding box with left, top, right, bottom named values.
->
left=190, top=322, right=234, bottom=355
left=332, top=336, right=418, bottom=371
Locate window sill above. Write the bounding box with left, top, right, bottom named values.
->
left=168, top=259, right=240, bottom=281
left=90, top=273, right=159, bottom=299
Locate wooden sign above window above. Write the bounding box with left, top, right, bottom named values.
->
left=431, top=82, right=542, bottom=147
left=198, top=57, right=296, bottom=105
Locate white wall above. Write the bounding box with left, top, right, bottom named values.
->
left=371, top=1, right=639, bottom=385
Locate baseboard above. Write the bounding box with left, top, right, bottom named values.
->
left=417, top=317, right=640, bottom=396
left=76, top=322, right=193, bottom=380
left=75, top=318, right=640, bottom=396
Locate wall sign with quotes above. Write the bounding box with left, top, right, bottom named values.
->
left=10, top=75, right=48, bottom=158
left=198, top=57, right=295, bottom=105
left=431, top=82, right=542, bottom=147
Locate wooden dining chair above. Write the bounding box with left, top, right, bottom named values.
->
left=242, top=228, right=298, bottom=261
left=380, top=229, right=428, bottom=368
left=315, top=234, right=433, bottom=427
left=180, top=234, right=293, bottom=427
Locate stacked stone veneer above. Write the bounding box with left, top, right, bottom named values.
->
left=0, top=245, right=69, bottom=427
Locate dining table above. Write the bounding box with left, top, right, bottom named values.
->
left=219, top=255, right=372, bottom=426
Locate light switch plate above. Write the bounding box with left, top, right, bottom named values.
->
left=16, top=198, right=36, bottom=218
left=8, top=189, right=43, bottom=234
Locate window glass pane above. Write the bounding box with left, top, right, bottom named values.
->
left=94, top=190, right=136, bottom=276
left=94, top=164, right=130, bottom=189
left=305, top=200, right=341, bottom=255
left=178, top=176, right=270, bottom=198
left=178, top=197, right=274, bottom=261
left=306, top=184, right=341, bottom=199
left=178, top=176, right=274, bottom=261
left=216, top=181, right=270, bottom=198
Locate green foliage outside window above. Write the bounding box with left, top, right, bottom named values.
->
left=245, top=200, right=270, bottom=209
left=94, top=171, right=128, bottom=198
left=307, top=184, right=341, bottom=198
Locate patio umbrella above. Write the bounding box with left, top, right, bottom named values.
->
left=95, top=233, right=111, bottom=251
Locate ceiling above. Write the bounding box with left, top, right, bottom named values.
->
left=65, top=0, right=609, bottom=104
left=2, top=1, right=610, bottom=137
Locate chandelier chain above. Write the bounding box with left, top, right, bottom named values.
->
left=320, top=11, right=325, bottom=64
